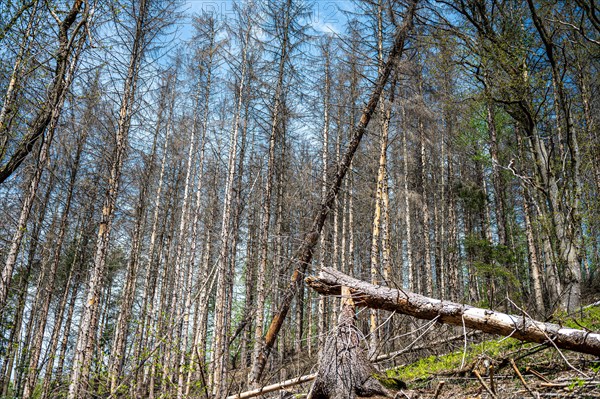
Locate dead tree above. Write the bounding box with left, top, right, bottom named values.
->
left=307, top=268, right=600, bottom=356
left=249, top=0, right=418, bottom=384
left=308, top=287, right=391, bottom=399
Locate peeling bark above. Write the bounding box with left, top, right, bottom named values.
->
left=307, top=268, right=600, bottom=356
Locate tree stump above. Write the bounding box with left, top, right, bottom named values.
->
left=307, top=287, right=391, bottom=399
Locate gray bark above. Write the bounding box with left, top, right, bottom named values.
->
left=307, top=268, right=600, bottom=356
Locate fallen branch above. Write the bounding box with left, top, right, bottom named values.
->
left=432, top=381, right=445, bottom=399
left=373, top=332, right=476, bottom=362
left=473, top=369, right=497, bottom=399
left=540, top=381, right=600, bottom=388
left=510, top=359, right=537, bottom=398
left=226, top=373, right=317, bottom=399
left=306, top=268, right=600, bottom=356
left=526, top=368, right=551, bottom=383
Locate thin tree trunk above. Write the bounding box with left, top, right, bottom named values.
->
left=0, top=108, right=54, bottom=313
left=0, top=0, right=39, bottom=158
left=526, top=0, right=582, bottom=311
left=401, top=104, right=414, bottom=292
left=369, top=8, right=393, bottom=357
left=181, top=34, right=214, bottom=398
left=317, top=39, right=331, bottom=360
left=23, top=105, right=89, bottom=399
left=40, top=234, right=79, bottom=399
left=212, top=18, right=251, bottom=397
left=418, top=117, right=432, bottom=296
left=133, top=73, right=175, bottom=397
left=249, top=0, right=290, bottom=386
left=108, top=99, right=160, bottom=395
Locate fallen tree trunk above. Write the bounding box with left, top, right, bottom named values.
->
left=306, top=268, right=600, bottom=356
left=226, top=374, right=317, bottom=399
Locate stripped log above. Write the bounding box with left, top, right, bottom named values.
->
left=226, top=374, right=317, bottom=399
left=306, top=268, right=600, bottom=356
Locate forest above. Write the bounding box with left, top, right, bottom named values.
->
left=0, top=0, right=598, bottom=398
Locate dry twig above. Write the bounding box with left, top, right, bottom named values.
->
left=510, top=358, right=538, bottom=398
left=473, top=369, right=497, bottom=399
left=432, top=381, right=445, bottom=399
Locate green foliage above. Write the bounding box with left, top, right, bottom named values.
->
left=386, top=306, right=600, bottom=385
left=464, top=234, right=518, bottom=287
left=373, top=373, right=407, bottom=390
left=554, top=304, right=600, bottom=332
left=385, top=338, right=521, bottom=383
left=455, top=181, right=486, bottom=212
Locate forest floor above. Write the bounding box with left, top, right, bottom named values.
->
left=394, top=349, right=600, bottom=398
left=380, top=302, right=600, bottom=398
left=257, top=301, right=600, bottom=399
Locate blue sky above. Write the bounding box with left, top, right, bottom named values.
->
left=180, top=0, right=355, bottom=36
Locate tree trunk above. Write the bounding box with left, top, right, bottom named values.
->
left=307, top=268, right=600, bottom=356
left=181, top=34, right=213, bottom=397
left=307, top=287, right=390, bottom=399
left=249, top=0, right=289, bottom=386
left=23, top=105, right=88, bottom=399
left=133, top=72, right=175, bottom=397
left=212, top=16, right=251, bottom=396
left=317, top=38, right=331, bottom=359
left=401, top=104, right=414, bottom=292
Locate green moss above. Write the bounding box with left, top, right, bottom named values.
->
left=385, top=305, right=600, bottom=385
left=373, top=373, right=407, bottom=390
left=385, top=338, right=523, bottom=382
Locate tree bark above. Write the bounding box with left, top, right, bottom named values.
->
left=307, top=286, right=390, bottom=399
left=0, top=0, right=86, bottom=184
left=307, top=268, right=600, bottom=356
